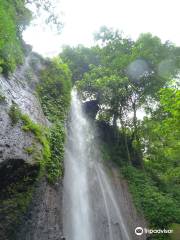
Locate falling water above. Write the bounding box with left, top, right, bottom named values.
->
left=63, top=89, right=132, bottom=240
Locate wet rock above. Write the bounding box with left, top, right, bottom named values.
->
left=83, top=99, right=99, bottom=119
left=0, top=53, right=63, bottom=240
left=16, top=179, right=63, bottom=240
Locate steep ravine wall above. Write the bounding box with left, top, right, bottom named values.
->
left=0, top=56, right=147, bottom=240
left=103, top=165, right=147, bottom=240
left=0, top=53, right=63, bottom=240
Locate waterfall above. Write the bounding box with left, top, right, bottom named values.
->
left=63, top=89, right=131, bottom=240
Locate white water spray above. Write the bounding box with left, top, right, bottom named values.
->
left=63, top=89, right=132, bottom=240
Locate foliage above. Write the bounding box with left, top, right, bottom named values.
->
left=8, top=58, right=72, bottom=183
left=24, top=145, right=34, bottom=155
left=0, top=93, right=6, bottom=102
left=78, top=29, right=180, bottom=126
left=0, top=181, right=33, bottom=239
left=37, top=58, right=71, bottom=182
left=76, top=27, right=180, bottom=167
left=25, top=0, right=63, bottom=33
left=141, top=88, right=180, bottom=206
left=21, top=114, right=51, bottom=171
left=0, top=0, right=63, bottom=74
left=121, top=166, right=180, bottom=232
left=8, top=104, right=51, bottom=172
left=47, top=123, right=65, bottom=183
left=99, top=119, right=180, bottom=239
left=67, top=27, right=180, bottom=238
left=37, top=58, right=72, bottom=122
left=8, top=103, right=22, bottom=125
left=0, top=0, right=31, bottom=73
left=0, top=159, right=39, bottom=240
left=60, top=45, right=100, bottom=84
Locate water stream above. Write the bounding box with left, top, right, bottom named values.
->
left=63, top=89, right=131, bottom=240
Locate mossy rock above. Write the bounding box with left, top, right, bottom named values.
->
left=0, top=159, right=40, bottom=240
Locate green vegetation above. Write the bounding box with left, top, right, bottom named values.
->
left=37, top=57, right=71, bottom=122
left=8, top=58, right=71, bottom=184
left=171, top=224, right=180, bottom=240
left=61, top=27, right=180, bottom=239
left=24, top=145, right=34, bottom=155
left=8, top=103, right=21, bottom=125
left=8, top=102, right=65, bottom=183
left=26, top=0, right=63, bottom=33
left=0, top=181, right=33, bottom=238
left=0, top=93, right=5, bottom=102
left=121, top=166, right=180, bottom=228
left=4, top=52, right=71, bottom=240
left=37, top=58, right=71, bottom=182
left=122, top=166, right=180, bottom=227
left=47, top=123, right=65, bottom=183
left=1, top=0, right=179, bottom=235
left=0, top=0, right=69, bottom=236
left=0, top=0, right=63, bottom=74
left=61, top=45, right=100, bottom=84
left=21, top=114, right=51, bottom=167
left=0, top=158, right=39, bottom=240
left=0, top=0, right=31, bottom=73
left=8, top=104, right=50, bottom=168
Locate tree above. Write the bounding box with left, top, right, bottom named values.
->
left=60, top=45, right=100, bottom=84
left=77, top=27, right=180, bottom=167
left=25, top=0, right=63, bottom=33
left=142, top=88, right=180, bottom=168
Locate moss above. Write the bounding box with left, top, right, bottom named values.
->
left=0, top=159, right=39, bottom=240
left=24, top=145, right=34, bottom=155
left=25, top=68, right=34, bottom=83
left=20, top=113, right=51, bottom=173
left=8, top=103, right=51, bottom=175
left=0, top=187, right=33, bottom=239
left=8, top=58, right=72, bottom=186
left=8, top=102, right=66, bottom=183
left=36, top=59, right=72, bottom=183
left=47, top=123, right=65, bottom=183
left=8, top=103, right=21, bottom=125
left=0, top=93, right=5, bottom=102
left=20, top=112, right=66, bottom=183
left=100, top=128, right=180, bottom=240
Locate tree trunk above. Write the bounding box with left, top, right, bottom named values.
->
left=119, top=114, right=131, bottom=163
left=132, top=101, right=143, bottom=168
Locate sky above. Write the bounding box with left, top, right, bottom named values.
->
left=23, top=0, right=180, bottom=57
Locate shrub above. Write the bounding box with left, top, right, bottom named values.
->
left=0, top=0, right=31, bottom=73
left=121, top=165, right=180, bottom=230
left=36, top=58, right=72, bottom=183
left=47, top=123, right=65, bottom=183
left=8, top=104, right=21, bottom=125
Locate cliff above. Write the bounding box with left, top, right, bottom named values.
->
left=0, top=52, right=65, bottom=240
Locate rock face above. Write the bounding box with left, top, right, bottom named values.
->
left=16, top=179, right=63, bottom=240
left=83, top=100, right=99, bottom=119
left=106, top=166, right=147, bottom=240
left=0, top=52, right=147, bottom=240
left=0, top=104, right=41, bottom=166
left=0, top=53, right=47, bottom=125
left=0, top=53, right=63, bottom=240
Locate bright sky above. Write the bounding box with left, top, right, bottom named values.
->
left=23, top=0, right=180, bottom=57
